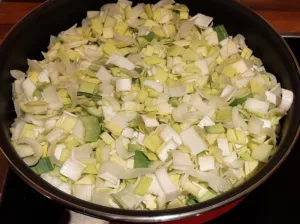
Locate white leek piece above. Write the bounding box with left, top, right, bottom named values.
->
left=198, top=116, right=215, bottom=128
left=244, top=98, right=269, bottom=114
left=172, top=150, right=193, bottom=170
left=155, top=167, right=179, bottom=202
left=159, top=125, right=182, bottom=145
left=143, top=80, right=163, bottom=93
left=279, top=88, right=294, bottom=111
left=96, top=66, right=113, bottom=82
left=198, top=156, right=215, bottom=171
left=106, top=54, right=135, bottom=70
left=15, top=137, right=43, bottom=166
left=180, top=127, right=207, bottom=155
left=116, top=79, right=132, bottom=92
left=60, top=157, right=87, bottom=181
left=192, top=13, right=213, bottom=29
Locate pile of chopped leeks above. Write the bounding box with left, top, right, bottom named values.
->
left=10, top=0, right=294, bottom=210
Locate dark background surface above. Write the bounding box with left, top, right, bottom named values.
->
left=0, top=38, right=299, bottom=224
left=0, top=0, right=300, bottom=221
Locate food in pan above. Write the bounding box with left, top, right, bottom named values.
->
left=9, top=0, right=293, bottom=210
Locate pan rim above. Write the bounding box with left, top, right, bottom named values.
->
left=0, top=0, right=299, bottom=222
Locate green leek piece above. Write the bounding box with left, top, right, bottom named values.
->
left=186, top=195, right=199, bottom=206
left=134, top=176, right=153, bottom=196
left=79, top=81, right=97, bottom=94
left=31, top=157, right=54, bottom=175
left=134, top=151, right=151, bottom=168
left=229, top=94, right=252, bottom=106
left=128, top=144, right=143, bottom=152
left=213, top=25, right=229, bottom=42
left=77, top=92, right=102, bottom=99
left=204, top=123, right=225, bottom=134
left=216, top=108, right=232, bottom=122
left=134, top=67, right=143, bottom=74
left=144, top=32, right=156, bottom=42
left=81, top=116, right=101, bottom=142
left=198, top=151, right=207, bottom=157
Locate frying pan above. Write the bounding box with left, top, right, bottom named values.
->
left=0, top=0, right=299, bottom=223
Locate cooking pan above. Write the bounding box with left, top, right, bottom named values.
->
left=0, top=0, right=299, bottom=223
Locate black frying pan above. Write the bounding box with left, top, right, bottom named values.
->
left=0, top=0, right=299, bottom=223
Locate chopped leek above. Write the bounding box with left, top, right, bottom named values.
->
left=204, top=123, right=225, bottom=134
left=229, top=94, right=251, bottom=106
left=31, top=157, right=54, bottom=175
left=213, top=25, right=228, bottom=42
left=186, top=195, right=199, bottom=205
left=128, top=144, right=143, bottom=152
left=10, top=0, right=293, bottom=211
left=77, top=92, right=102, bottom=99
left=81, top=116, right=101, bottom=142
left=144, top=32, right=156, bottom=42
left=134, top=176, right=153, bottom=196
left=134, top=151, right=151, bottom=168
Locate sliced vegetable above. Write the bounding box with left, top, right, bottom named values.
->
left=213, top=25, right=228, bottom=42
left=155, top=167, right=179, bottom=202
left=31, top=157, right=54, bottom=174
left=80, top=116, right=101, bottom=142
left=134, top=151, right=151, bottom=168
left=10, top=0, right=293, bottom=211
left=134, top=176, right=153, bottom=196
left=180, top=127, right=208, bottom=155
left=77, top=92, right=102, bottom=99
left=204, top=123, right=225, bottom=134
